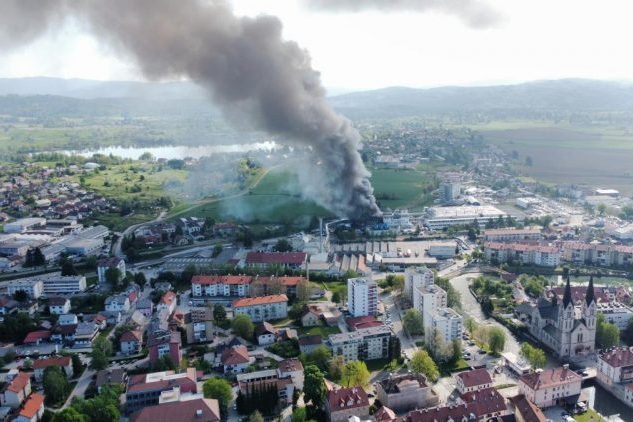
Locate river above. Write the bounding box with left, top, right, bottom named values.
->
left=59, top=142, right=277, bottom=160
left=585, top=380, right=632, bottom=421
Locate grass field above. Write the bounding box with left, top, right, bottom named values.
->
left=296, top=326, right=341, bottom=337
left=370, top=167, right=435, bottom=210
left=480, top=122, right=633, bottom=194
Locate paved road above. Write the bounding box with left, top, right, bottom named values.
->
left=62, top=366, right=94, bottom=409
left=382, top=293, right=417, bottom=360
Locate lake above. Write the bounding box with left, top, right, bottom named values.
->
left=60, top=142, right=277, bottom=160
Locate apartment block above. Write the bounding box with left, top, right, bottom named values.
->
left=347, top=277, right=378, bottom=317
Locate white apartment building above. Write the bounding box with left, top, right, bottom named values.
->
left=232, top=294, right=288, bottom=322
left=417, top=285, right=448, bottom=331
left=347, top=277, right=378, bottom=317
left=431, top=307, right=463, bottom=343
left=518, top=366, right=582, bottom=408
left=41, top=275, right=86, bottom=295
left=404, top=266, right=434, bottom=303
left=6, top=279, right=44, bottom=299
left=485, top=242, right=560, bottom=267
left=191, top=275, right=251, bottom=298
left=328, top=325, right=393, bottom=362
left=97, top=257, right=126, bottom=284
left=48, top=297, right=71, bottom=315
left=597, top=347, right=633, bottom=386
left=599, top=302, right=633, bottom=330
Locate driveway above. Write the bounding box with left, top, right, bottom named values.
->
left=62, top=367, right=95, bottom=409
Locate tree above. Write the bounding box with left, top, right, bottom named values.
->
left=69, top=385, right=122, bottom=422
left=104, top=267, right=121, bottom=287
left=296, top=280, right=311, bottom=303
left=488, top=327, right=506, bottom=355
left=410, top=350, right=439, bottom=381
left=213, top=304, right=227, bottom=323
left=232, top=314, right=255, bottom=340
left=273, top=239, right=293, bottom=252
left=134, top=272, right=147, bottom=285
left=331, top=290, right=341, bottom=304
left=304, top=365, right=326, bottom=407
left=306, top=345, right=331, bottom=372
left=203, top=378, right=233, bottom=414
left=341, top=361, right=370, bottom=388
left=328, top=355, right=345, bottom=381
left=212, top=243, right=223, bottom=258
left=597, top=313, right=620, bottom=349
left=450, top=339, right=462, bottom=363
left=464, top=317, right=477, bottom=335
left=52, top=408, right=86, bottom=422
left=623, top=316, right=633, bottom=346
left=520, top=343, right=546, bottom=369
left=12, top=290, right=28, bottom=302
left=402, top=309, right=424, bottom=335
left=90, top=337, right=112, bottom=370
left=24, top=247, right=46, bottom=268
left=597, top=203, right=607, bottom=216
left=43, top=366, right=71, bottom=406
left=292, top=407, right=307, bottom=422
left=248, top=411, right=265, bottom=422
left=71, top=354, right=84, bottom=376
left=61, top=260, right=78, bottom=276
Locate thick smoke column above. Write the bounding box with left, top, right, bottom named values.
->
left=304, top=0, right=500, bottom=29
left=0, top=0, right=380, bottom=218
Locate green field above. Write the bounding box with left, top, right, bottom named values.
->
left=370, top=167, right=435, bottom=210
left=479, top=122, right=633, bottom=194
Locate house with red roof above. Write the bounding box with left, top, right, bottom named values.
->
left=33, top=356, right=73, bottom=382
left=15, top=392, right=44, bottom=422
left=1, top=372, right=31, bottom=408
left=148, top=330, right=181, bottom=367
left=22, top=330, right=50, bottom=346
left=157, top=291, right=177, bottom=315
left=120, top=330, right=143, bottom=355
left=191, top=275, right=252, bottom=298
left=325, top=386, right=370, bottom=422
left=597, top=346, right=633, bottom=386
left=518, top=365, right=582, bottom=408
left=221, top=345, right=252, bottom=373
left=455, top=368, right=493, bottom=394
left=232, top=294, right=288, bottom=322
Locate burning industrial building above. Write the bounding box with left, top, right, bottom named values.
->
left=0, top=0, right=380, bottom=219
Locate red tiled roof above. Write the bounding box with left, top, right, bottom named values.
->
left=486, top=241, right=559, bottom=254
left=221, top=346, right=250, bottom=365
left=7, top=372, right=30, bottom=393
left=276, top=276, right=304, bottom=286
left=298, top=334, right=322, bottom=346
left=23, top=330, right=51, bottom=344
left=519, top=367, right=581, bottom=390
left=191, top=275, right=253, bottom=285
left=346, top=316, right=382, bottom=331
left=131, top=398, right=220, bottom=422
left=549, top=286, right=607, bottom=304
left=33, top=356, right=71, bottom=370
left=19, top=393, right=44, bottom=419
left=375, top=406, right=397, bottom=421
left=599, top=347, right=633, bottom=368
left=233, top=294, right=288, bottom=308
left=245, top=251, right=307, bottom=265
left=48, top=297, right=69, bottom=306
left=327, top=387, right=369, bottom=412
left=121, top=330, right=143, bottom=343
left=457, top=368, right=492, bottom=388
left=278, top=358, right=303, bottom=373
left=509, top=394, right=546, bottom=422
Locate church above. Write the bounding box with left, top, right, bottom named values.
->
left=517, top=276, right=596, bottom=360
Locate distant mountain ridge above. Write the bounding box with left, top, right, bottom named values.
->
left=1, top=77, right=633, bottom=118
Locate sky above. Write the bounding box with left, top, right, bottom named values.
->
left=1, top=0, right=633, bottom=91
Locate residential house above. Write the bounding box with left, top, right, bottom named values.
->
left=148, top=330, right=181, bottom=367
left=95, top=368, right=128, bottom=393
left=278, top=358, right=304, bottom=390
left=58, top=313, right=78, bottom=326
left=1, top=372, right=31, bottom=408
left=157, top=291, right=177, bottom=315
left=255, top=322, right=278, bottom=346
left=105, top=294, right=130, bottom=313
left=597, top=346, right=633, bottom=386
left=518, top=365, right=582, bottom=408
left=15, top=393, right=44, bottom=422
left=48, top=297, right=70, bottom=315
left=0, top=295, right=18, bottom=316
left=221, top=345, right=252, bottom=373
left=33, top=356, right=73, bottom=382
left=97, top=257, right=126, bottom=284
left=455, top=368, right=493, bottom=395
left=299, top=335, right=323, bottom=354
left=404, top=387, right=509, bottom=422
left=300, top=306, right=321, bottom=327
left=509, top=394, right=547, bottom=422
left=328, top=325, right=394, bottom=362
left=136, top=298, right=154, bottom=318
left=236, top=359, right=303, bottom=407
left=121, top=330, right=143, bottom=355
left=22, top=330, right=51, bottom=346
left=325, top=387, right=370, bottom=422
left=375, top=373, right=439, bottom=413
left=191, top=275, right=251, bottom=299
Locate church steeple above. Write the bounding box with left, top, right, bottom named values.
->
left=562, top=275, right=573, bottom=308
left=586, top=276, right=595, bottom=306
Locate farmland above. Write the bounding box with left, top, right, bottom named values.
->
left=479, top=122, right=633, bottom=194
left=369, top=167, right=436, bottom=210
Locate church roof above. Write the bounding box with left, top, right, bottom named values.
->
left=562, top=276, right=573, bottom=308
left=586, top=276, right=595, bottom=306
left=537, top=298, right=559, bottom=321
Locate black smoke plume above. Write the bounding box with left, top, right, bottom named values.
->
left=0, top=0, right=380, bottom=218
left=304, top=0, right=500, bottom=29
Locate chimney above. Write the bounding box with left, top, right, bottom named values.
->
left=319, top=218, right=324, bottom=253
left=196, top=409, right=203, bottom=417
